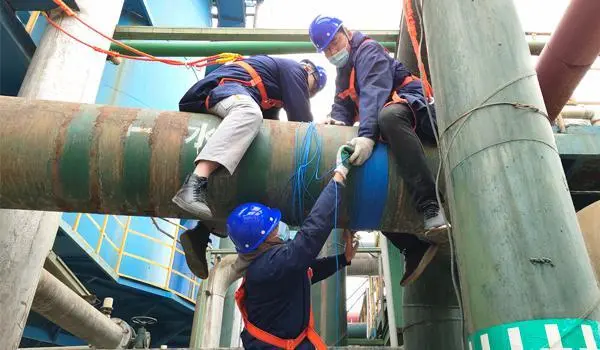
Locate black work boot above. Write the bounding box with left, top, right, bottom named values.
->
left=172, top=174, right=213, bottom=220
left=180, top=222, right=212, bottom=279
left=400, top=239, right=438, bottom=286
left=422, top=202, right=449, bottom=242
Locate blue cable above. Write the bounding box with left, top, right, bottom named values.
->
left=290, top=122, right=342, bottom=345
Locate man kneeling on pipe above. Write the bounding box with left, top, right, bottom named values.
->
left=229, top=145, right=359, bottom=349
left=172, top=55, right=327, bottom=278
left=310, top=15, right=444, bottom=286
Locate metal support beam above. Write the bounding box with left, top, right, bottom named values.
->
left=32, top=270, right=132, bottom=348
left=423, top=0, right=600, bottom=348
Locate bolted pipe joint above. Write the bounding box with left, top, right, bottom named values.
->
left=111, top=318, right=135, bottom=349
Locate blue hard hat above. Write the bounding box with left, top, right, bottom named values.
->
left=226, top=202, right=281, bottom=254
left=309, top=15, right=343, bottom=52
left=300, top=59, right=327, bottom=92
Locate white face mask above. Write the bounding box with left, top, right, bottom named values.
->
left=328, top=48, right=350, bottom=68
left=276, top=221, right=296, bottom=241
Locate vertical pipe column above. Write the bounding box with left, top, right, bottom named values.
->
left=218, top=238, right=241, bottom=347
left=422, top=0, right=600, bottom=347
left=311, top=229, right=347, bottom=346
left=402, top=253, right=462, bottom=350
left=0, top=1, right=124, bottom=348
left=379, top=237, right=399, bottom=347
left=190, top=254, right=240, bottom=348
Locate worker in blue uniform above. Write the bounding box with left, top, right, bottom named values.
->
left=172, top=55, right=328, bottom=278
left=309, top=15, right=447, bottom=286
left=229, top=145, right=358, bottom=349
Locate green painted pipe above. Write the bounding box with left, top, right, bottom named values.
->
left=423, top=0, right=600, bottom=347
left=110, top=40, right=397, bottom=57
left=402, top=254, right=462, bottom=350
left=0, top=96, right=434, bottom=235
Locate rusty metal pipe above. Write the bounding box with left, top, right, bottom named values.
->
left=0, top=96, right=435, bottom=235
left=536, top=0, right=600, bottom=121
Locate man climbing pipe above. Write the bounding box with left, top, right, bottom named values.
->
left=230, top=144, right=359, bottom=349
left=171, top=55, right=327, bottom=278
left=309, top=15, right=447, bottom=285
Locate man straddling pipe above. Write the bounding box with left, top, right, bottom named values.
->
left=309, top=15, right=448, bottom=285
left=172, top=55, right=328, bottom=278
left=229, top=145, right=359, bottom=349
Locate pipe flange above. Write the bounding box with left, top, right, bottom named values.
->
left=111, top=317, right=134, bottom=348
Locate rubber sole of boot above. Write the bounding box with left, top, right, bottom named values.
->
left=423, top=223, right=451, bottom=244
left=400, top=244, right=439, bottom=287
left=180, top=231, right=209, bottom=279
left=172, top=195, right=214, bottom=221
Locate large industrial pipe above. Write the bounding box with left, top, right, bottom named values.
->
left=32, top=270, right=132, bottom=349
left=0, top=96, right=438, bottom=236
left=189, top=254, right=240, bottom=348
left=402, top=254, right=462, bottom=350
left=423, top=0, right=600, bottom=347
left=536, top=0, right=600, bottom=121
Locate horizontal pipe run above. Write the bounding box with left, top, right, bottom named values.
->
left=32, top=270, right=131, bottom=349
left=0, top=97, right=595, bottom=235
left=110, top=40, right=559, bottom=58
left=0, top=96, right=432, bottom=235
left=113, top=27, right=399, bottom=42
left=110, top=40, right=396, bottom=57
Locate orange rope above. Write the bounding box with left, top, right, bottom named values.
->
left=45, top=0, right=241, bottom=68
left=403, top=0, right=434, bottom=100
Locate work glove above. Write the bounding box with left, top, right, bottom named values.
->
left=319, top=112, right=346, bottom=126
left=322, top=116, right=346, bottom=126
left=334, top=144, right=354, bottom=181
left=347, top=137, right=375, bottom=166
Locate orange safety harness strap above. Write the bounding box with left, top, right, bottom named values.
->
left=402, top=0, right=434, bottom=101
left=205, top=60, right=284, bottom=110
left=234, top=268, right=327, bottom=350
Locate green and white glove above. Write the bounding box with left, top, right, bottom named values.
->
left=335, top=144, right=354, bottom=181
left=347, top=137, right=375, bottom=166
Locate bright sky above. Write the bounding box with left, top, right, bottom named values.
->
left=254, top=0, right=599, bottom=316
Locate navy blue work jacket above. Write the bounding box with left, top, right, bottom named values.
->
left=331, top=31, right=429, bottom=139
left=179, top=55, right=314, bottom=122
left=240, top=179, right=349, bottom=349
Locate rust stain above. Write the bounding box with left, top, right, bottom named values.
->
left=51, top=102, right=81, bottom=211
left=148, top=111, right=189, bottom=215
left=90, top=105, right=139, bottom=212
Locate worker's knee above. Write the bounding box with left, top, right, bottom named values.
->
left=228, top=95, right=263, bottom=126
left=378, top=104, right=413, bottom=131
